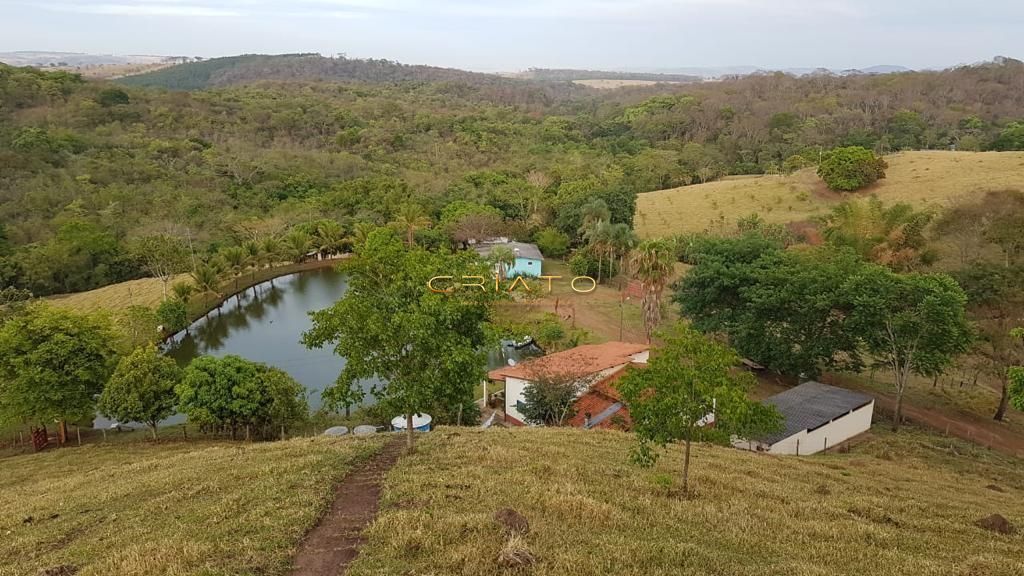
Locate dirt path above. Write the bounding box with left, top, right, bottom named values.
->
left=290, top=438, right=403, bottom=576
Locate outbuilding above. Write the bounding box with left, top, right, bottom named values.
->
left=473, top=240, right=544, bottom=278
left=735, top=381, right=874, bottom=455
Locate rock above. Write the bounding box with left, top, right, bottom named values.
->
left=974, top=514, right=1016, bottom=535
left=38, top=566, right=78, bottom=576
left=984, top=484, right=1005, bottom=493
left=494, top=507, right=529, bottom=535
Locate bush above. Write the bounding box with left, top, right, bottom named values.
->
left=156, top=299, right=188, bottom=333
left=98, top=346, right=180, bottom=438
left=569, top=249, right=601, bottom=277
left=535, top=227, right=570, bottom=258
left=782, top=154, right=812, bottom=175
left=817, top=146, right=888, bottom=191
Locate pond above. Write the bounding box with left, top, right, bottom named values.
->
left=96, top=266, right=533, bottom=428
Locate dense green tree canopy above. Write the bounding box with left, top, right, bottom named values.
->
left=817, top=146, right=888, bottom=191
left=0, top=305, right=120, bottom=428
left=98, top=346, right=181, bottom=438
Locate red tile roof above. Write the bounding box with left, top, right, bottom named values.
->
left=567, top=368, right=633, bottom=430
left=488, top=342, right=649, bottom=382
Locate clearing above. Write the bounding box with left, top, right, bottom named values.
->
left=635, top=150, right=1024, bottom=238
left=0, top=436, right=385, bottom=576
left=349, top=427, right=1024, bottom=576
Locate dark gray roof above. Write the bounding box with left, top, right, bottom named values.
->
left=473, top=241, right=544, bottom=261
left=758, top=381, right=873, bottom=445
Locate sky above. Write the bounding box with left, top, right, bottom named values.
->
left=2, top=0, right=1023, bottom=72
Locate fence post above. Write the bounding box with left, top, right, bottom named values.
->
left=796, top=439, right=800, bottom=456
left=824, top=437, right=828, bottom=452
left=76, top=426, right=81, bottom=447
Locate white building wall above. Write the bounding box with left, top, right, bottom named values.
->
left=504, top=362, right=639, bottom=426
left=734, top=401, right=874, bottom=456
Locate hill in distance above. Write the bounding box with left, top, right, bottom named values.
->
left=117, top=53, right=508, bottom=90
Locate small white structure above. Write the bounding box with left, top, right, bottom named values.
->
left=736, top=381, right=874, bottom=455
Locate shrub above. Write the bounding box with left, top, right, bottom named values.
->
left=817, top=146, right=887, bottom=191
left=568, top=249, right=601, bottom=277
left=535, top=227, right=570, bottom=258
left=156, top=299, right=188, bottom=333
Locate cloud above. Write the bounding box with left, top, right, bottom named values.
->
left=41, top=2, right=241, bottom=16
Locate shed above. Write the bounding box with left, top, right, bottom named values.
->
left=735, top=381, right=874, bottom=455
left=473, top=240, right=544, bottom=278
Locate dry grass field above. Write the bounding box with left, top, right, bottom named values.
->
left=0, top=436, right=385, bottom=576
left=636, top=151, right=1024, bottom=238
left=45, top=274, right=192, bottom=314
left=351, top=427, right=1024, bottom=576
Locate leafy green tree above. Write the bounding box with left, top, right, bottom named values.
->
left=617, top=325, right=781, bottom=493
left=954, top=263, right=1024, bottom=420
left=534, top=227, right=570, bottom=258
left=177, top=355, right=307, bottom=439
left=844, top=267, right=973, bottom=431
left=817, top=146, right=887, bottom=191
left=303, top=228, right=496, bottom=450
left=98, top=346, right=180, bottom=439
left=156, top=298, right=188, bottom=334
left=991, top=121, right=1024, bottom=151
left=630, top=238, right=676, bottom=343
left=118, top=305, right=160, bottom=347
left=0, top=305, right=119, bottom=443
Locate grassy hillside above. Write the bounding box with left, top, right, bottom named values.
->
left=351, top=427, right=1024, bottom=575
left=635, top=151, right=1024, bottom=238
left=45, top=274, right=191, bottom=313
left=0, top=436, right=385, bottom=576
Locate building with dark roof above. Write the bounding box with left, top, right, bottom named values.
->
left=472, top=240, right=544, bottom=277
left=735, top=381, right=874, bottom=455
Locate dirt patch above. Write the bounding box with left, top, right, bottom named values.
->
left=974, top=514, right=1016, bottom=535
left=289, top=438, right=404, bottom=576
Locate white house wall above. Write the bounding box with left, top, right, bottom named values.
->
left=504, top=362, right=637, bottom=425
left=766, top=401, right=874, bottom=456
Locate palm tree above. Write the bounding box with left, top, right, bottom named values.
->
left=348, top=222, right=376, bottom=250
left=630, top=239, right=676, bottom=343
left=314, top=220, right=345, bottom=259
left=578, top=199, right=611, bottom=237
left=584, top=221, right=613, bottom=283
left=489, top=246, right=516, bottom=280
left=391, top=203, right=432, bottom=247
left=608, top=223, right=638, bottom=282
left=260, top=236, right=282, bottom=268
left=190, top=264, right=222, bottom=308
left=171, top=281, right=195, bottom=303
left=285, top=231, right=312, bottom=263
left=242, top=240, right=262, bottom=284
left=220, top=246, right=247, bottom=294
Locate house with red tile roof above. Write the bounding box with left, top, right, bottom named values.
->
left=487, top=341, right=649, bottom=428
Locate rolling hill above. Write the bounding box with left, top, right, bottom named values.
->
left=635, top=151, right=1024, bottom=238
left=117, top=53, right=511, bottom=90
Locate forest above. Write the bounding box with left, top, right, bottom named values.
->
left=2, top=56, right=1024, bottom=297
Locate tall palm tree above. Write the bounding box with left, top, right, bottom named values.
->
left=391, top=203, right=432, bottom=247
left=584, top=221, right=613, bottom=283
left=190, top=264, right=222, bottom=308
left=242, top=240, right=262, bottom=283
left=285, top=231, right=312, bottom=263
left=314, top=220, right=345, bottom=259
left=489, top=246, right=516, bottom=280
left=608, top=223, right=638, bottom=281
left=348, top=222, right=376, bottom=250
left=578, top=199, right=611, bottom=237
left=220, top=246, right=247, bottom=293
left=630, top=238, right=676, bottom=344
left=260, top=236, right=281, bottom=267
